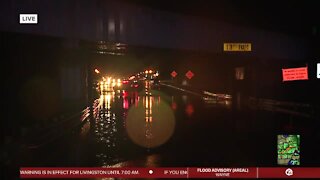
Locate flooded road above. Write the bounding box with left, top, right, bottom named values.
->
left=18, top=81, right=320, bottom=171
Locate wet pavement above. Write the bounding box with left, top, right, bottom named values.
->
left=17, top=81, right=320, bottom=172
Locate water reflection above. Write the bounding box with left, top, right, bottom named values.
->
left=94, top=81, right=175, bottom=166
left=125, top=81, right=175, bottom=149
left=95, top=91, right=120, bottom=165
left=108, top=154, right=161, bottom=168
left=185, top=104, right=194, bottom=117
left=202, top=96, right=232, bottom=109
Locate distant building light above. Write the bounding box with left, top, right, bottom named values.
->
left=235, top=67, right=244, bottom=80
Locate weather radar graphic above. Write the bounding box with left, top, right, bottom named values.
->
left=277, top=135, right=300, bottom=165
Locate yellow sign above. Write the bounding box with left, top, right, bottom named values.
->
left=224, top=43, right=252, bottom=51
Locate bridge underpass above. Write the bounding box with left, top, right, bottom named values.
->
left=2, top=0, right=320, bottom=179
left=2, top=31, right=319, bottom=174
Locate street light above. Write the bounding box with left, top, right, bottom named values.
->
left=94, top=69, right=100, bottom=74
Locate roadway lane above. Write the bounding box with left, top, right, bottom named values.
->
left=18, top=80, right=320, bottom=169
left=92, top=81, right=320, bottom=167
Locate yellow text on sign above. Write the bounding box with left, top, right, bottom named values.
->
left=224, top=43, right=252, bottom=51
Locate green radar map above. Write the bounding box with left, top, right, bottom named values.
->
left=277, top=135, right=300, bottom=165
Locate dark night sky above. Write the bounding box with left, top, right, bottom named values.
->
left=121, top=0, right=320, bottom=38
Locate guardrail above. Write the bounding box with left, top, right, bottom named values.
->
left=160, top=82, right=203, bottom=96
left=203, top=91, right=232, bottom=99
left=160, top=82, right=232, bottom=99
left=248, top=97, right=316, bottom=118
left=23, top=101, right=100, bottom=149
left=161, top=81, right=316, bottom=118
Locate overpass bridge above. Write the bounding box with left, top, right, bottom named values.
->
left=1, top=0, right=315, bottom=109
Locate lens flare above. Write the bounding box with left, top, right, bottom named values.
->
left=125, top=91, right=175, bottom=148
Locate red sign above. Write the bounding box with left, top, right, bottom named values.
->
left=188, top=167, right=256, bottom=178
left=282, top=67, right=308, bottom=81
left=185, top=70, right=194, bottom=79
left=19, top=167, right=320, bottom=178
left=171, top=71, right=178, bottom=78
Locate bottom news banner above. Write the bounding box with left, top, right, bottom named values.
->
left=20, top=167, right=320, bottom=178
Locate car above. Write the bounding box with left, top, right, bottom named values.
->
left=121, top=79, right=130, bottom=88
left=129, top=80, right=144, bottom=91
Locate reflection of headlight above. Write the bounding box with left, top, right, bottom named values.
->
left=117, top=83, right=121, bottom=87
left=125, top=99, right=175, bottom=148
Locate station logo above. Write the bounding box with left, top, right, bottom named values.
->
left=285, top=168, right=293, bottom=176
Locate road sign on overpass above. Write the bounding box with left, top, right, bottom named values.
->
left=224, top=43, right=252, bottom=51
